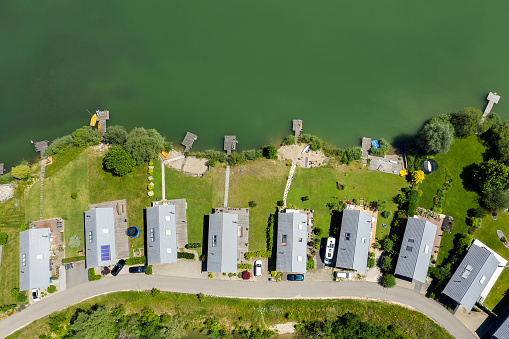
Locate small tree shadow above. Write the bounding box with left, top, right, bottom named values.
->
left=460, top=163, right=478, bottom=192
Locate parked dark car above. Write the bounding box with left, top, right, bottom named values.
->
left=111, top=259, right=126, bottom=276
left=287, top=274, right=304, bottom=281
left=128, top=265, right=146, bottom=274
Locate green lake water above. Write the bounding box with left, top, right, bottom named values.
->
left=2, top=1, right=509, bottom=168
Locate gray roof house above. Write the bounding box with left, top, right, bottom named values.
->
left=19, top=228, right=51, bottom=291
left=275, top=210, right=308, bottom=273
left=207, top=212, right=238, bottom=273
left=442, top=243, right=500, bottom=312
left=335, top=209, right=372, bottom=272
left=493, top=312, right=509, bottom=339
left=84, top=207, right=117, bottom=268
left=395, top=217, right=437, bottom=283
left=146, top=204, right=178, bottom=265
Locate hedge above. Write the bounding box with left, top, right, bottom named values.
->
left=146, top=265, right=153, bottom=275
left=185, top=243, right=202, bottom=249
left=237, top=263, right=253, bottom=269
left=126, top=256, right=146, bottom=265
left=0, top=304, right=17, bottom=313
left=244, top=251, right=271, bottom=260
left=88, top=268, right=101, bottom=281
left=61, top=256, right=86, bottom=264
left=178, top=252, right=196, bottom=260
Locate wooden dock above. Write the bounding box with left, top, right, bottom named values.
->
left=483, top=92, right=500, bottom=117
left=224, top=135, right=238, bottom=155
left=292, top=119, right=303, bottom=144
left=361, top=137, right=372, bottom=161
left=34, top=140, right=49, bottom=158
left=181, top=132, right=198, bottom=153
left=96, top=110, right=109, bottom=137
left=0, top=163, right=4, bottom=175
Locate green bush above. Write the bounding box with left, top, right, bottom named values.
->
left=145, top=265, right=153, bottom=275
left=71, top=192, right=78, bottom=199
left=381, top=274, right=396, bottom=288
left=381, top=210, right=392, bottom=219
left=0, top=304, right=17, bottom=312
left=367, top=257, right=376, bottom=268
left=178, top=252, right=196, bottom=260
left=151, top=288, right=161, bottom=297
left=248, top=200, right=257, bottom=208
left=262, top=145, right=278, bottom=159
left=185, top=243, right=202, bottom=249
left=237, top=263, right=253, bottom=269
left=306, top=257, right=315, bottom=270
left=10, top=288, right=19, bottom=298
left=88, top=268, right=101, bottom=281
left=281, top=135, right=296, bottom=146
left=126, top=256, right=146, bottom=265
left=47, top=285, right=56, bottom=293
left=0, top=232, right=8, bottom=245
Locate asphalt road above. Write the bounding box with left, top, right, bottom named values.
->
left=0, top=276, right=475, bottom=339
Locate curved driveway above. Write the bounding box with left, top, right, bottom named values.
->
left=0, top=276, right=474, bottom=339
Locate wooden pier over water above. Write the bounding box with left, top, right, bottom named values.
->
left=181, top=132, right=198, bottom=153
left=33, top=140, right=49, bottom=158
left=96, top=110, right=110, bottom=137
left=223, top=135, right=238, bottom=155
left=0, top=163, right=4, bottom=175
left=483, top=92, right=500, bottom=117
left=292, top=119, right=303, bottom=144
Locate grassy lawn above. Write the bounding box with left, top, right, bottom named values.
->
left=44, top=146, right=85, bottom=179
left=88, top=150, right=152, bottom=253
left=162, top=167, right=224, bottom=249
left=476, top=213, right=509, bottom=310
left=0, top=198, right=23, bottom=305
left=418, top=136, right=485, bottom=266
left=228, top=159, right=288, bottom=251
left=9, top=291, right=452, bottom=339
left=287, top=163, right=406, bottom=240
left=24, top=151, right=90, bottom=258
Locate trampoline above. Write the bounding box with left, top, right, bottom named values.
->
left=127, top=226, right=139, bottom=238
left=422, top=158, right=438, bottom=174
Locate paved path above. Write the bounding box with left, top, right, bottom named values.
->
left=224, top=161, right=230, bottom=207
left=283, top=162, right=296, bottom=208
left=0, top=276, right=473, bottom=339
left=161, top=161, right=166, bottom=200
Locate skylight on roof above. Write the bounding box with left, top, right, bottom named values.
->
left=424, top=245, right=429, bottom=254
left=408, top=239, right=414, bottom=243
left=406, top=246, right=413, bottom=252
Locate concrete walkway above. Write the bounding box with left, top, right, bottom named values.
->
left=224, top=161, right=230, bottom=207
left=283, top=162, right=296, bottom=208
left=0, top=276, right=474, bottom=339
left=161, top=161, right=166, bottom=200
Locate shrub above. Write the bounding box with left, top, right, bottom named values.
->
left=262, top=145, right=278, bottom=159
left=10, top=288, right=19, bottom=299
left=44, top=135, right=73, bottom=156
left=177, top=252, right=196, bottom=260
left=145, top=265, right=153, bottom=275
left=382, top=238, right=394, bottom=253
left=381, top=274, right=396, bottom=288
left=71, top=192, right=78, bottom=199
left=185, top=243, right=202, bottom=249
left=237, top=263, right=253, bottom=269
left=208, top=273, right=214, bottom=278
left=367, top=257, right=376, bottom=268
left=369, top=138, right=391, bottom=156
left=266, top=214, right=275, bottom=253
left=0, top=232, right=8, bottom=245
left=242, top=270, right=251, bottom=280
left=11, top=164, right=31, bottom=179
left=67, top=235, right=81, bottom=248
left=88, top=268, right=101, bottom=281
left=248, top=201, right=257, bottom=208
left=103, top=125, right=128, bottom=146
left=126, top=256, right=146, bottom=265
left=306, top=257, right=315, bottom=270
left=103, top=146, right=136, bottom=177
left=47, top=285, right=56, bottom=293
left=381, top=210, right=392, bottom=219
left=277, top=200, right=284, bottom=207
left=281, top=135, right=295, bottom=146
left=72, top=126, right=101, bottom=147
left=151, top=288, right=161, bottom=297
left=301, top=196, right=309, bottom=202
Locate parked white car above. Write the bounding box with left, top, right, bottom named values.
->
left=334, top=271, right=351, bottom=281
left=254, top=260, right=262, bottom=277
left=31, top=288, right=40, bottom=302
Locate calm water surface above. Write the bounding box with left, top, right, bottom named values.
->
left=2, top=1, right=509, bottom=167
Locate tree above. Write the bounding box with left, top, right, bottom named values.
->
left=72, top=307, right=118, bottom=339
left=376, top=199, right=387, bottom=211
left=103, top=146, right=136, bottom=176
left=104, top=125, right=128, bottom=145
left=412, top=170, right=425, bottom=184
left=262, top=145, right=278, bottom=159
left=481, top=190, right=509, bottom=212
left=470, top=207, right=487, bottom=219
left=381, top=274, right=396, bottom=288
left=124, top=127, right=165, bottom=164
left=416, top=122, right=454, bottom=155
left=11, top=164, right=30, bottom=179
left=383, top=237, right=394, bottom=253
left=381, top=210, right=392, bottom=219
left=488, top=122, right=509, bottom=165
left=281, top=135, right=295, bottom=146
left=370, top=138, right=391, bottom=156
left=72, top=126, right=101, bottom=147
left=450, top=107, right=483, bottom=137
left=67, top=235, right=81, bottom=248
left=301, top=196, right=309, bottom=201
left=44, top=135, right=73, bottom=156
left=474, top=159, right=509, bottom=193
left=248, top=201, right=257, bottom=208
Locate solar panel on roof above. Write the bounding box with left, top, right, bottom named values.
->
left=101, top=245, right=111, bottom=261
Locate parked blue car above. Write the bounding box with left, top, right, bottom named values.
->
left=287, top=274, right=304, bottom=281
